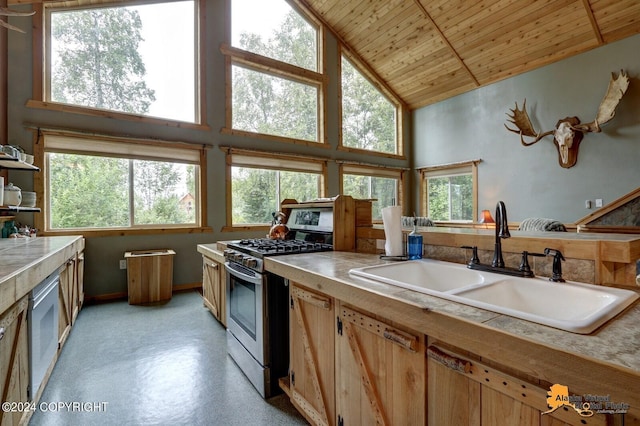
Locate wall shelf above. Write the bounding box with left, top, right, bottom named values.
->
left=0, top=206, right=40, bottom=213
left=0, top=154, right=39, bottom=171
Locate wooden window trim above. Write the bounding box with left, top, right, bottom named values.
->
left=419, top=159, right=481, bottom=223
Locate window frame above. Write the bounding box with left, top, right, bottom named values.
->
left=28, top=0, right=208, bottom=130
left=339, top=162, right=405, bottom=223
left=34, top=129, right=209, bottom=237
left=418, top=159, right=480, bottom=224
left=223, top=147, right=328, bottom=231
left=338, top=47, right=405, bottom=159
left=221, top=0, right=326, bottom=146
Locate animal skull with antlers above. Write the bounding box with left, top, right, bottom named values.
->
left=505, top=70, right=630, bottom=168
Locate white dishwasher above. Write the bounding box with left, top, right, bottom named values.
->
left=28, top=271, right=60, bottom=399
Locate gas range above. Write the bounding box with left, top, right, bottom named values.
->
left=224, top=238, right=333, bottom=273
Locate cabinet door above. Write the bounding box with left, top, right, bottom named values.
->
left=202, top=256, right=225, bottom=326
left=336, top=303, right=426, bottom=426
left=289, top=283, right=335, bottom=426
left=75, top=251, right=85, bottom=316
left=58, top=258, right=76, bottom=349
left=426, top=345, right=608, bottom=426
left=0, top=297, right=29, bottom=426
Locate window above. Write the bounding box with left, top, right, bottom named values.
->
left=340, top=163, right=403, bottom=221
left=227, top=150, right=326, bottom=226
left=41, top=132, right=204, bottom=232
left=231, top=0, right=317, bottom=72
left=341, top=54, right=399, bottom=155
left=44, top=0, right=198, bottom=123
left=419, top=160, right=480, bottom=223
left=231, top=65, right=318, bottom=141
left=224, top=0, right=323, bottom=144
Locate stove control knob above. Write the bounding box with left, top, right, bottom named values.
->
left=223, top=249, right=233, bottom=259
left=245, top=258, right=258, bottom=268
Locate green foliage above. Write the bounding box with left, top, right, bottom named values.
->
left=428, top=175, right=473, bottom=221
left=133, top=160, right=193, bottom=225
left=50, top=7, right=155, bottom=113
left=49, top=154, right=129, bottom=228
left=342, top=58, right=396, bottom=154
left=232, top=10, right=318, bottom=141
left=49, top=154, right=196, bottom=229
left=343, top=174, right=397, bottom=220
left=232, top=168, right=277, bottom=224
left=232, top=168, right=321, bottom=225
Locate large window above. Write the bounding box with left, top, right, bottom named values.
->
left=419, top=160, right=480, bottom=223
left=341, top=54, right=399, bottom=155
left=340, top=164, right=403, bottom=221
left=231, top=66, right=318, bottom=141
left=227, top=150, right=326, bottom=226
left=225, top=0, right=323, bottom=143
left=231, top=0, right=317, bottom=72
left=41, top=132, right=203, bottom=233
left=44, top=0, right=198, bottom=123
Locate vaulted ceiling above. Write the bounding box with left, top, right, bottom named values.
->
left=301, top=0, right=640, bottom=110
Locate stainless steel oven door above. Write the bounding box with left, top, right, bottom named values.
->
left=225, top=262, right=265, bottom=364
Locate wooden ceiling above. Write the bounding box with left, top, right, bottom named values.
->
left=300, top=0, right=640, bottom=110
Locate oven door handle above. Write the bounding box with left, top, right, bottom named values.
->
left=226, top=262, right=263, bottom=286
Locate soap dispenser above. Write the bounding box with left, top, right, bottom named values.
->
left=407, top=216, right=423, bottom=260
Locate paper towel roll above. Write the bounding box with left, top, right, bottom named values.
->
left=382, top=206, right=403, bottom=256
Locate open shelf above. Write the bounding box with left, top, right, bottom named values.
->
left=0, top=153, right=39, bottom=171
left=0, top=206, right=40, bottom=213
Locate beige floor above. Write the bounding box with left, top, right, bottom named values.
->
left=29, top=290, right=307, bottom=425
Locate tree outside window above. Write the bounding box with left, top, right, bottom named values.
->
left=427, top=175, right=473, bottom=221
left=232, top=167, right=322, bottom=225
left=341, top=56, right=397, bottom=154
left=230, top=2, right=320, bottom=142
left=48, top=153, right=197, bottom=229
left=420, top=161, right=479, bottom=223
left=47, top=0, right=196, bottom=122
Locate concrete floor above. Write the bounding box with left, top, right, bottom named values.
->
left=29, top=291, right=308, bottom=426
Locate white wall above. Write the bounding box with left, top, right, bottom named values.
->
left=413, top=35, right=640, bottom=223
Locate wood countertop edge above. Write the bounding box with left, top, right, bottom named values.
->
left=0, top=236, right=84, bottom=313
left=264, top=256, right=640, bottom=416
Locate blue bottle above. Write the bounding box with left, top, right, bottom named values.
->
left=407, top=218, right=423, bottom=260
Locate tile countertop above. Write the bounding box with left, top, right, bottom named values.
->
left=260, top=250, right=640, bottom=375
left=0, top=236, right=84, bottom=312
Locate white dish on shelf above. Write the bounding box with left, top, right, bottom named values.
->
left=21, top=191, right=36, bottom=207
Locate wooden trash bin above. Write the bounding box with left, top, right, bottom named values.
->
left=125, top=249, right=175, bottom=305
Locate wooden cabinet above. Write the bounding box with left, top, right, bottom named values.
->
left=289, top=283, right=335, bottom=426
left=202, top=254, right=226, bottom=326
left=0, top=296, right=29, bottom=426
left=426, top=344, right=609, bottom=426
left=287, top=284, right=426, bottom=426
left=336, top=303, right=426, bottom=426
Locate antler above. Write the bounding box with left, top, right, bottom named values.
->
left=504, top=99, right=554, bottom=146
left=572, top=70, right=630, bottom=133
left=0, top=7, right=35, bottom=16
left=0, top=7, right=35, bottom=34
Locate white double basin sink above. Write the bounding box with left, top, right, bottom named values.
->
left=349, top=259, right=639, bottom=334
